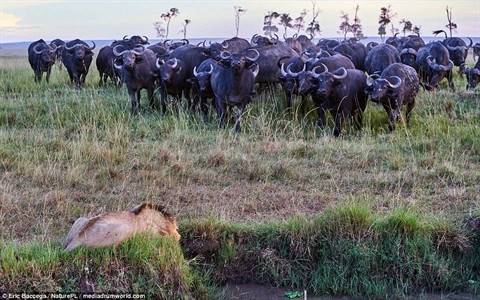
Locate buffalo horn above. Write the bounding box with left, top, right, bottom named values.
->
left=319, top=63, right=328, bottom=73
left=123, top=35, right=129, bottom=42
left=220, top=51, right=231, bottom=60
left=206, top=63, right=214, bottom=74
left=272, top=33, right=279, bottom=44
left=132, top=45, right=145, bottom=55
left=88, top=41, right=96, bottom=50
left=181, top=39, right=189, bottom=45
left=155, top=58, right=164, bottom=69
left=446, top=44, right=463, bottom=51
left=33, top=44, right=44, bottom=54
left=286, top=63, right=305, bottom=78
left=251, top=34, right=260, bottom=45
left=365, top=73, right=380, bottom=87
left=246, top=49, right=260, bottom=61
left=113, top=45, right=127, bottom=56
left=163, top=39, right=171, bottom=46
left=142, top=36, right=149, bottom=43
left=400, top=48, right=417, bottom=56
left=332, top=67, right=348, bottom=80
left=311, top=65, right=323, bottom=78
left=386, top=76, right=402, bottom=89
left=252, top=63, right=260, bottom=77
left=170, top=57, right=178, bottom=68
left=197, top=40, right=206, bottom=47
left=467, top=37, right=473, bottom=49
left=221, top=40, right=229, bottom=49
left=193, top=66, right=199, bottom=77
left=280, top=63, right=288, bottom=77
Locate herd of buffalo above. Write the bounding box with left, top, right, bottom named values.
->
left=27, top=31, right=480, bottom=134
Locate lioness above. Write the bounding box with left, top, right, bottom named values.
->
left=63, top=202, right=180, bottom=252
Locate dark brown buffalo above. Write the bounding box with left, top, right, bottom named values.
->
left=367, top=63, right=420, bottom=132
left=62, top=39, right=96, bottom=89
left=210, top=49, right=260, bottom=132
left=464, top=60, right=480, bottom=90
left=364, top=44, right=401, bottom=75
left=156, top=57, right=190, bottom=113
left=113, top=45, right=158, bottom=114
left=316, top=67, right=368, bottom=136
left=27, top=39, right=57, bottom=83
left=416, top=41, right=454, bottom=91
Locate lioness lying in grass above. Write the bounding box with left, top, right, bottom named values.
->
left=63, top=202, right=180, bottom=252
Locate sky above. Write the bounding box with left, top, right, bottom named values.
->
left=0, top=0, right=479, bottom=43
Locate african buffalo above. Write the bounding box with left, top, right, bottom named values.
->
left=464, top=60, right=480, bottom=90
left=62, top=39, right=96, bottom=89
left=96, top=45, right=118, bottom=86
left=27, top=39, right=57, bottom=83
left=332, top=41, right=367, bottom=71
left=367, top=63, right=420, bottom=132
left=416, top=41, right=454, bottom=91
left=434, top=30, right=473, bottom=76
left=189, top=58, right=219, bottom=116
left=316, top=67, right=368, bottom=136
left=156, top=57, right=190, bottom=112
left=210, top=49, right=260, bottom=132
left=364, top=44, right=401, bottom=75
left=50, top=38, right=65, bottom=70
left=113, top=45, right=159, bottom=114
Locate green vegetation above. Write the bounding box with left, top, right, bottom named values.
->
left=0, top=50, right=479, bottom=298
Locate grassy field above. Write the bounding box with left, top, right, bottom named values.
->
left=1, top=48, right=479, bottom=298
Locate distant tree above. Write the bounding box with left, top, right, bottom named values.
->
left=153, top=20, right=166, bottom=38
left=400, top=19, right=413, bottom=36
left=180, top=19, right=191, bottom=39
left=306, top=1, right=321, bottom=38
left=293, top=9, right=307, bottom=35
left=378, top=5, right=397, bottom=42
left=445, top=6, right=457, bottom=37
left=234, top=6, right=247, bottom=37
left=154, top=8, right=179, bottom=39
left=338, top=5, right=364, bottom=41
left=412, top=25, right=421, bottom=36
left=263, top=11, right=280, bottom=37
left=351, top=4, right=364, bottom=40
left=338, top=11, right=351, bottom=40
left=279, top=13, right=293, bottom=37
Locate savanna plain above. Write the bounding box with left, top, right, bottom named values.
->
left=0, top=46, right=480, bottom=299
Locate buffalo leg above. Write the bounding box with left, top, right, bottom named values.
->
left=46, top=68, right=52, bottom=84
left=200, top=96, right=208, bottom=119
left=234, top=107, right=243, bottom=133
left=147, top=87, right=158, bottom=110
left=215, top=97, right=227, bottom=127
left=34, top=71, right=42, bottom=83
left=447, top=70, right=455, bottom=92
left=405, top=101, right=415, bottom=127
left=316, top=101, right=328, bottom=130
left=333, top=110, right=344, bottom=137
left=130, top=90, right=139, bottom=115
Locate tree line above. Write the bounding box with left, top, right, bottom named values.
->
left=152, top=3, right=460, bottom=41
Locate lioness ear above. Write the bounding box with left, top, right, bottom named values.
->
left=130, top=203, right=147, bottom=214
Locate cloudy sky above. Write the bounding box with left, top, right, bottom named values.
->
left=1, top=0, right=479, bottom=43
